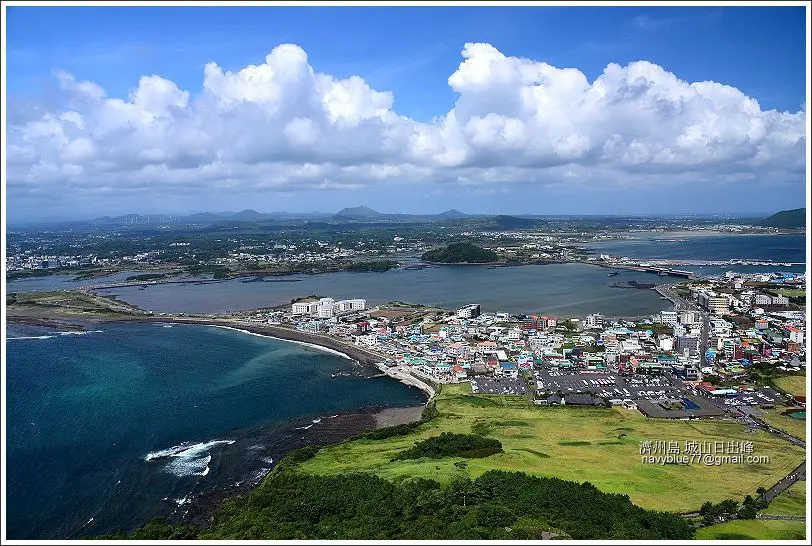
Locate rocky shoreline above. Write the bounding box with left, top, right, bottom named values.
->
left=165, top=405, right=426, bottom=532
left=7, top=314, right=431, bottom=538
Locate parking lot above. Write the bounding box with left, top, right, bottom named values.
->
left=533, top=370, right=684, bottom=400
left=471, top=376, right=529, bottom=395
left=705, top=387, right=784, bottom=409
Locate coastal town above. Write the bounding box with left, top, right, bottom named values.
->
left=227, top=269, right=807, bottom=431
left=4, top=1, right=808, bottom=540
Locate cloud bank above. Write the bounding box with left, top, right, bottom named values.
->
left=7, top=42, right=806, bottom=216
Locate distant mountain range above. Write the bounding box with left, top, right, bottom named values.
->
left=760, top=208, right=806, bottom=229
left=23, top=205, right=803, bottom=231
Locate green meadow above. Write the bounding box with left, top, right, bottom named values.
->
left=762, top=481, right=807, bottom=516
left=299, top=383, right=805, bottom=513
left=773, top=374, right=807, bottom=398
left=694, top=519, right=806, bottom=540
left=760, top=408, right=807, bottom=441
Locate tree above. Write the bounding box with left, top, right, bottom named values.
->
left=718, top=499, right=739, bottom=519
left=738, top=495, right=757, bottom=519
left=475, top=503, right=517, bottom=529
left=448, top=476, right=477, bottom=507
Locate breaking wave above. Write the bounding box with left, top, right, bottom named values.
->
left=7, top=330, right=103, bottom=341
left=144, top=440, right=234, bottom=477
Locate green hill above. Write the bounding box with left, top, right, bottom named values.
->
left=487, top=215, right=538, bottom=230
left=422, top=242, right=499, bottom=263
left=760, top=208, right=806, bottom=229
left=333, top=205, right=383, bottom=220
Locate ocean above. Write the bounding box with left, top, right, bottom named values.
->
left=5, top=322, right=425, bottom=539
left=584, top=232, right=806, bottom=275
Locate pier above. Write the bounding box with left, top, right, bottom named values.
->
left=602, top=263, right=696, bottom=278
left=84, top=278, right=223, bottom=290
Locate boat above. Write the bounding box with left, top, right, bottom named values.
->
left=607, top=271, right=620, bottom=277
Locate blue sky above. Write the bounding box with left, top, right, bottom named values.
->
left=5, top=4, right=809, bottom=220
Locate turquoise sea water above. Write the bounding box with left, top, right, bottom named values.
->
left=5, top=322, right=425, bottom=539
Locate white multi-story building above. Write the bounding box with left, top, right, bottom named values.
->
left=772, top=295, right=789, bottom=305
left=659, top=311, right=678, bottom=327
left=291, top=301, right=318, bottom=315
left=754, top=294, right=772, bottom=306
left=336, top=299, right=367, bottom=312
left=707, top=297, right=729, bottom=316
left=585, top=313, right=604, bottom=329
left=316, top=298, right=336, bottom=318
left=679, top=311, right=700, bottom=325
left=787, top=327, right=804, bottom=344
left=457, top=304, right=481, bottom=319
left=710, top=318, right=732, bottom=338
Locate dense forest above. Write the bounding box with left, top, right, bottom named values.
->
left=422, top=242, right=499, bottom=263
left=107, top=462, right=695, bottom=540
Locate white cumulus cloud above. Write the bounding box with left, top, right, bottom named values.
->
left=6, top=42, right=806, bottom=216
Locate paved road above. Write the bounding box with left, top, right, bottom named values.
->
left=655, top=284, right=700, bottom=312
left=699, top=311, right=710, bottom=358
left=762, top=461, right=806, bottom=505
left=653, top=283, right=710, bottom=356
left=680, top=462, right=806, bottom=519
left=745, top=413, right=806, bottom=448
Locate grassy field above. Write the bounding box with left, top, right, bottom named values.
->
left=760, top=408, right=806, bottom=441
left=694, top=519, right=806, bottom=540
left=763, top=481, right=807, bottom=516
left=773, top=375, right=807, bottom=397
left=299, top=383, right=806, bottom=513
left=772, top=288, right=806, bottom=299
left=6, top=290, right=147, bottom=319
